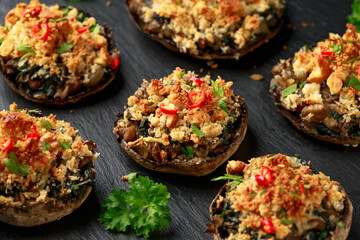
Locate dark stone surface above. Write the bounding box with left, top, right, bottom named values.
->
left=0, top=0, right=358, bottom=239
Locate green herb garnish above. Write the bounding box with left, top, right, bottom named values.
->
left=251, top=33, right=257, bottom=39
left=332, top=44, right=343, bottom=54
left=0, top=37, right=4, bottom=45
left=304, top=184, right=311, bottom=189
left=268, top=154, right=277, bottom=160
left=49, top=17, right=68, bottom=23
left=181, top=146, right=194, bottom=158
left=41, top=120, right=52, bottom=130
left=280, top=84, right=297, bottom=100
left=325, top=58, right=335, bottom=63
left=260, top=189, right=268, bottom=195
left=211, top=80, right=224, bottom=97
left=274, top=102, right=282, bottom=106
left=279, top=185, right=285, bottom=193
left=212, top=174, right=244, bottom=191
left=348, top=0, right=360, bottom=32
left=337, top=221, right=344, bottom=227
left=344, top=75, right=360, bottom=90
left=17, top=44, right=35, bottom=61
left=281, top=209, right=286, bottom=217
left=59, top=141, right=71, bottom=149
left=98, top=173, right=171, bottom=238
left=57, top=43, right=73, bottom=54
left=41, top=141, right=51, bottom=152
left=90, top=24, right=101, bottom=34
left=347, top=55, right=360, bottom=63
left=179, top=70, right=185, bottom=79
left=291, top=190, right=299, bottom=198
left=77, top=12, right=84, bottom=21
left=248, top=192, right=256, bottom=198
left=148, top=101, right=154, bottom=106
left=281, top=218, right=293, bottom=225
left=4, top=152, right=30, bottom=175
left=191, top=125, right=205, bottom=138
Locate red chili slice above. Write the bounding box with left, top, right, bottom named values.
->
left=261, top=218, right=275, bottom=234
left=111, top=57, right=120, bottom=70
left=255, top=174, right=267, bottom=185
left=159, top=103, right=178, bottom=114
left=261, top=166, right=273, bottom=184
left=21, top=6, right=41, bottom=17
left=32, top=23, right=50, bottom=41
left=0, top=137, right=13, bottom=152
left=321, top=51, right=332, bottom=57
left=189, top=76, right=204, bottom=85
left=78, top=26, right=91, bottom=34
left=187, top=91, right=205, bottom=109
left=299, top=183, right=305, bottom=192
left=26, top=124, right=39, bottom=140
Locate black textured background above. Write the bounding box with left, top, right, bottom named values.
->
left=0, top=0, right=358, bottom=239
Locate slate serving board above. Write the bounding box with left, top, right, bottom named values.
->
left=0, top=0, right=358, bottom=239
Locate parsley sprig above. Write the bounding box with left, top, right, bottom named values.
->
left=18, top=44, right=35, bottom=61
left=344, top=75, right=360, bottom=90
left=99, top=173, right=171, bottom=238
left=4, top=152, right=30, bottom=175
left=212, top=174, right=244, bottom=191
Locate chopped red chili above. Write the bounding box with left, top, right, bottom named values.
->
left=189, top=76, right=204, bottom=85
left=255, top=174, right=267, bottom=185
left=187, top=91, right=205, bottom=109
left=21, top=6, right=41, bottom=17
left=26, top=124, right=39, bottom=140
left=261, top=166, right=273, bottom=184
left=159, top=103, right=178, bottom=114
left=321, top=51, right=332, bottom=57
left=32, top=23, right=50, bottom=41
left=0, top=137, right=13, bottom=152
left=299, top=183, right=305, bottom=192
left=111, top=57, right=120, bottom=70
left=261, top=218, right=275, bottom=234
left=78, top=26, right=91, bottom=34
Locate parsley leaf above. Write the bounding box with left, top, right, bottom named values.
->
left=181, top=146, right=194, bottom=158
left=347, top=55, right=360, bottom=63
left=90, top=24, right=101, bottom=34
left=218, top=97, right=234, bottom=118
left=280, top=84, right=297, bottom=100
left=99, top=174, right=171, bottom=238
left=42, top=141, right=51, bottom=152
left=179, top=70, right=185, bottom=79
left=344, top=75, right=360, bottom=90
left=348, top=0, right=360, bottom=32
left=17, top=44, right=35, bottom=61
left=211, top=80, right=224, bottom=97
left=260, top=189, right=268, bottom=195
left=59, top=141, right=71, bottom=149
left=49, top=17, right=68, bottom=23
left=337, top=221, right=344, bottom=227
left=191, top=125, right=205, bottom=138
left=148, top=101, right=154, bottom=107
left=4, top=152, right=30, bottom=175
left=331, top=44, right=343, bottom=54
left=248, top=192, right=256, bottom=198
left=26, top=109, right=39, bottom=116
left=0, top=37, right=4, bottom=45
left=281, top=218, right=293, bottom=225
left=57, top=43, right=73, bottom=54
left=291, top=190, right=299, bottom=198
left=41, top=120, right=52, bottom=130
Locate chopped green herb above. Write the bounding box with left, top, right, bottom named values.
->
left=344, top=75, right=360, bottom=90
left=218, top=97, right=234, bottom=118
left=148, top=101, right=154, bottom=106
left=304, top=184, right=311, bottom=189
left=325, top=58, right=335, bottom=63
left=59, top=141, right=71, bottom=149
left=248, top=192, right=256, bottom=198
left=211, top=80, right=224, bottom=97
left=281, top=218, right=293, bottom=225
left=251, top=33, right=257, bottom=39
left=90, top=24, right=101, bottom=34
left=191, top=125, right=205, bottom=138
left=291, top=190, right=299, bottom=198
left=179, top=70, right=185, bottom=79
left=41, top=120, right=52, bottom=130
left=318, top=230, right=328, bottom=239
left=280, top=84, right=297, bottom=100
left=4, top=152, right=30, bottom=175
left=213, top=3, right=218, bottom=7
left=49, top=17, right=68, bottom=23
left=305, top=44, right=312, bottom=51
left=41, top=141, right=51, bottom=152
left=332, top=44, right=343, bottom=54
left=57, top=43, right=73, bottom=54
left=298, top=81, right=304, bottom=89
left=268, top=154, right=277, bottom=160
left=77, top=12, right=84, bottom=21
left=274, top=102, right=282, bottom=106
left=260, top=189, right=268, bottom=195
left=26, top=109, right=39, bottom=116
left=0, top=37, right=4, bottom=45
left=181, top=146, right=193, bottom=158
left=347, top=55, right=360, bottom=63
left=212, top=174, right=244, bottom=191
left=281, top=209, right=286, bottom=217
left=337, top=221, right=344, bottom=227
left=17, top=44, right=35, bottom=61
left=279, top=185, right=285, bottom=193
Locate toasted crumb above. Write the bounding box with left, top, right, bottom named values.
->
left=106, top=1, right=111, bottom=6
left=302, top=22, right=308, bottom=28
left=207, top=61, right=218, bottom=69
left=250, top=74, right=263, bottom=81
left=121, top=175, right=128, bottom=181
left=200, top=68, right=204, bottom=73
left=283, top=45, right=288, bottom=50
